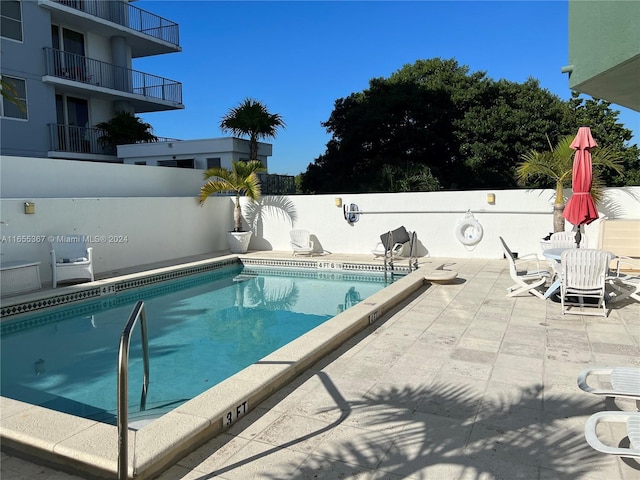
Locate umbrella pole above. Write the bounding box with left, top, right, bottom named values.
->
left=575, top=227, right=582, bottom=248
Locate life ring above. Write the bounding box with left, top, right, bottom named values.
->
left=456, top=215, right=483, bottom=246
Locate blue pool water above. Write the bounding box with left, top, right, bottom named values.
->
left=1, top=264, right=397, bottom=423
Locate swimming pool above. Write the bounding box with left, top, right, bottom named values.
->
left=1, top=263, right=397, bottom=424
left=0, top=255, right=427, bottom=479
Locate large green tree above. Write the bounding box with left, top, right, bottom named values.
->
left=300, top=58, right=637, bottom=193
left=220, top=98, right=285, bottom=160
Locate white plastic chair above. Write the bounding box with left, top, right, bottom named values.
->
left=499, top=237, right=550, bottom=298
left=550, top=231, right=588, bottom=248
left=289, top=229, right=314, bottom=256
left=584, top=411, right=640, bottom=458
left=607, top=256, right=640, bottom=303
left=577, top=366, right=640, bottom=401
left=560, top=248, right=610, bottom=316
left=50, top=234, right=94, bottom=288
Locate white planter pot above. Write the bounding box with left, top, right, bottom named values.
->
left=226, top=231, right=252, bottom=253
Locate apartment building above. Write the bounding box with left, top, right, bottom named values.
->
left=0, top=0, right=184, bottom=162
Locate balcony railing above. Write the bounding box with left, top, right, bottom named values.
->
left=51, top=0, right=179, bottom=47
left=49, top=123, right=114, bottom=156
left=44, top=48, right=182, bottom=104
left=258, top=173, right=296, bottom=195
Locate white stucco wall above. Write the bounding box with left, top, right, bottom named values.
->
left=0, top=155, right=204, bottom=197
left=1, top=155, right=638, bottom=285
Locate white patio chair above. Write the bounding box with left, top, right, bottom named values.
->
left=584, top=411, right=640, bottom=458
left=372, top=226, right=412, bottom=259
left=577, top=366, right=640, bottom=401
left=289, top=229, right=314, bottom=256
left=607, top=256, right=640, bottom=304
left=560, top=248, right=610, bottom=316
left=550, top=231, right=588, bottom=249
left=50, top=234, right=94, bottom=288
left=499, top=237, right=550, bottom=298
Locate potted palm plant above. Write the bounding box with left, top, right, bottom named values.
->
left=199, top=160, right=266, bottom=253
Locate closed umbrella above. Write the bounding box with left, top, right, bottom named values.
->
left=562, top=126, right=599, bottom=247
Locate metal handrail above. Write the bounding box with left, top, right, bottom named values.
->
left=117, top=301, right=150, bottom=480
left=384, top=230, right=394, bottom=272
left=50, top=0, right=180, bottom=47
left=408, top=231, right=418, bottom=271
left=44, top=48, right=183, bottom=104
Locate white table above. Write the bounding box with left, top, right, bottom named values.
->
left=542, top=248, right=569, bottom=299
left=0, top=260, right=42, bottom=295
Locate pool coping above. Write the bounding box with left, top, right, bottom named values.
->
left=0, top=255, right=431, bottom=479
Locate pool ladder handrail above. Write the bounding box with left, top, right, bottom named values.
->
left=383, top=230, right=418, bottom=274
left=117, top=300, right=150, bottom=480
left=408, top=231, right=418, bottom=271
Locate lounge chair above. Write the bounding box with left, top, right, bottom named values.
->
left=577, top=367, right=640, bottom=401
left=50, top=234, right=94, bottom=288
left=560, top=248, right=610, bottom=316
left=607, top=256, right=640, bottom=304
left=372, top=226, right=412, bottom=259
left=289, top=229, right=314, bottom=256
left=584, top=411, right=640, bottom=458
left=499, top=237, right=550, bottom=298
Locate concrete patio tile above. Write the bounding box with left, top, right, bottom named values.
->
left=253, top=413, right=334, bottom=454
left=545, top=345, right=594, bottom=364
left=493, top=353, right=543, bottom=373
left=450, top=347, right=498, bottom=364
left=204, top=440, right=309, bottom=480
left=375, top=411, right=473, bottom=478
left=414, top=377, right=486, bottom=421
left=590, top=352, right=640, bottom=367
left=590, top=342, right=640, bottom=356
left=311, top=424, right=394, bottom=469
left=293, top=453, right=374, bottom=479
left=456, top=337, right=501, bottom=353
left=482, top=381, right=543, bottom=411
left=499, top=341, right=545, bottom=359
left=440, top=358, right=494, bottom=380
left=588, top=331, right=638, bottom=346
left=490, top=364, right=543, bottom=387
left=458, top=454, right=540, bottom=479
left=171, top=432, right=250, bottom=473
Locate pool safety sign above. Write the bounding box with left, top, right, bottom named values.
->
left=224, top=400, right=248, bottom=427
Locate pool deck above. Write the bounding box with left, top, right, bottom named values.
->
left=2, top=251, right=639, bottom=479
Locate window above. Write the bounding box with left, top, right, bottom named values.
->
left=206, top=157, right=221, bottom=169
left=1, top=76, right=27, bottom=119
left=158, top=159, right=195, bottom=169
left=1, top=0, right=22, bottom=42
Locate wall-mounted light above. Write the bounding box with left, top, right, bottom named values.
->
left=168, top=142, right=173, bottom=148
left=334, top=197, right=342, bottom=208
left=486, top=193, right=495, bottom=205
left=24, top=201, right=36, bottom=214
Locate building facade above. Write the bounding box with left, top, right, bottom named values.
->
left=0, top=0, right=184, bottom=162
left=565, top=0, right=639, bottom=112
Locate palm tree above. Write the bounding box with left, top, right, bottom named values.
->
left=96, top=111, right=157, bottom=151
left=517, top=134, right=624, bottom=232
left=199, top=160, right=266, bottom=232
left=219, top=98, right=285, bottom=160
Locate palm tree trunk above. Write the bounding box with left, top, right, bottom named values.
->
left=234, top=195, right=242, bottom=232
left=553, top=181, right=565, bottom=233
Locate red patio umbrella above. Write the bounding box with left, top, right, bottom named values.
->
left=562, top=126, right=599, bottom=247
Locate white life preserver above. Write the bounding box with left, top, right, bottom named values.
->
left=456, top=213, right=484, bottom=246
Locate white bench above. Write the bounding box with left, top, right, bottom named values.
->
left=0, top=261, right=42, bottom=296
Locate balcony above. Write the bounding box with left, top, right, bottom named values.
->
left=44, top=48, right=183, bottom=113
left=48, top=123, right=115, bottom=157
left=39, top=0, right=181, bottom=57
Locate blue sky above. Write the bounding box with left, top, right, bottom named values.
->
left=137, top=1, right=639, bottom=176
